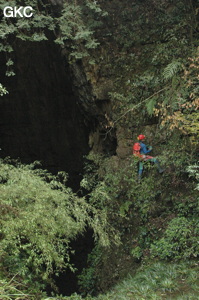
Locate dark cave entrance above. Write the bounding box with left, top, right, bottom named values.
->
left=0, top=39, right=90, bottom=190
left=0, top=39, right=95, bottom=295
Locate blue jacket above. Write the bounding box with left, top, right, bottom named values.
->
left=139, top=142, right=152, bottom=155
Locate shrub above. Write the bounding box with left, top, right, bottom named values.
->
left=0, top=159, right=112, bottom=288
left=150, top=217, right=199, bottom=260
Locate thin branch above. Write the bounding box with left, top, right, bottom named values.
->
left=105, top=87, right=167, bottom=137
left=4, top=274, right=19, bottom=287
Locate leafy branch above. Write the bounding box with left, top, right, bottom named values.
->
left=106, top=87, right=167, bottom=135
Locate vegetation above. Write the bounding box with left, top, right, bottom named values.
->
left=1, top=261, right=198, bottom=299
left=0, top=0, right=198, bottom=299
left=150, top=217, right=199, bottom=260
left=96, top=261, right=199, bottom=300
left=0, top=0, right=107, bottom=71
left=77, top=136, right=198, bottom=294
left=0, top=159, right=115, bottom=297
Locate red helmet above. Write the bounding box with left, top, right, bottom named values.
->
left=137, top=134, right=146, bottom=140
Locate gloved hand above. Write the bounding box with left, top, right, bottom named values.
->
left=148, top=146, right=152, bottom=151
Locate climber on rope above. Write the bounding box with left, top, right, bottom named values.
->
left=133, top=134, right=164, bottom=181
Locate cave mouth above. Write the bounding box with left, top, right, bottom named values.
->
left=0, top=38, right=95, bottom=295
left=0, top=39, right=90, bottom=190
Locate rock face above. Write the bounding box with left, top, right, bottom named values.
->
left=0, top=40, right=90, bottom=188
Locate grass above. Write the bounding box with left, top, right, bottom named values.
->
left=1, top=261, right=198, bottom=299
left=93, top=260, right=199, bottom=300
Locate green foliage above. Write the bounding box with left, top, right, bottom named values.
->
left=0, top=83, right=8, bottom=96
left=1, top=261, right=199, bottom=300
left=0, top=1, right=198, bottom=298
left=45, top=294, right=93, bottom=300
left=174, top=196, right=199, bottom=218
left=96, top=261, right=199, bottom=300
left=107, top=1, right=199, bottom=130
left=0, top=276, right=44, bottom=300
left=0, top=0, right=107, bottom=66
left=150, top=217, right=199, bottom=260
left=152, top=48, right=199, bottom=136
left=0, top=159, right=111, bottom=289
left=187, top=165, right=199, bottom=190
left=85, top=0, right=108, bottom=17
left=130, top=246, right=143, bottom=260
left=78, top=244, right=102, bottom=296
left=54, top=2, right=99, bottom=60
left=146, top=97, right=157, bottom=116
left=82, top=153, right=160, bottom=217
left=81, top=154, right=141, bottom=217
left=162, top=61, right=183, bottom=81
left=79, top=135, right=198, bottom=294
left=183, top=112, right=199, bottom=142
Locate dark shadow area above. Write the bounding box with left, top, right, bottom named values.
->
left=53, top=230, right=95, bottom=296
left=0, top=39, right=89, bottom=190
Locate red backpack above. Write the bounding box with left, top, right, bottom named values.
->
left=132, top=142, right=141, bottom=156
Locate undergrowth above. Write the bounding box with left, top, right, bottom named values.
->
left=2, top=261, right=197, bottom=299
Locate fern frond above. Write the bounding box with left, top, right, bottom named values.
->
left=163, top=61, right=183, bottom=81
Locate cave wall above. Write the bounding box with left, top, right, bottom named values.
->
left=0, top=40, right=90, bottom=188
left=63, top=0, right=194, bottom=157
